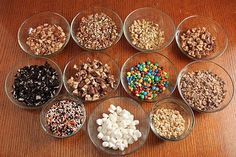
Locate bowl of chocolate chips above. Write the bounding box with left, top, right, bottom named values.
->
left=175, top=15, right=228, bottom=60
left=63, top=52, right=120, bottom=102
left=5, top=57, right=63, bottom=109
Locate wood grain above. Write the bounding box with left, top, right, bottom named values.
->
left=0, top=0, right=236, bottom=157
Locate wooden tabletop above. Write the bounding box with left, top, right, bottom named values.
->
left=0, top=0, right=236, bottom=157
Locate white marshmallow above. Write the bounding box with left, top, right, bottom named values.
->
left=96, top=104, right=142, bottom=151
left=96, top=118, right=103, bottom=125
left=102, top=142, right=109, bottom=147
left=97, top=132, right=104, bottom=139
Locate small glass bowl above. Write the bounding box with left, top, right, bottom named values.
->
left=123, top=7, right=176, bottom=52
left=121, top=52, right=177, bottom=103
left=71, top=7, right=123, bottom=51
left=177, top=60, right=234, bottom=113
left=150, top=97, right=195, bottom=141
left=63, top=51, right=120, bottom=102
left=5, top=57, right=63, bottom=109
left=18, top=11, right=70, bottom=57
left=40, top=94, right=86, bottom=138
left=87, top=96, right=150, bottom=155
left=175, top=15, right=228, bottom=60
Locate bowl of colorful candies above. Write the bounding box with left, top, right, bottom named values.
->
left=121, top=52, right=177, bottom=102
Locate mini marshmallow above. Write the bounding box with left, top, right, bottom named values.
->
left=97, top=132, right=104, bottom=139
left=102, top=113, right=109, bottom=118
left=96, top=104, right=142, bottom=151
left=96, top=118, right=103, bottom=125
left=102, top=142, right=109, bottom=147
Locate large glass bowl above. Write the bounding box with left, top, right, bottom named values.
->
left=123, top=7, right=176, bottom=52
left=87, top=96, right=150, bottom=155
left=175, top=15, right=228, bottom=60
left=71, top=7, right=123, bottom=51
left=40, top=94, right=86, bottom=138
left=177, top=60, right=234, bottom=113
left=18, top=11, right=70, bottom=57
left=150, top=97, right=195, bottom=141
left=121, top=52, right=177, bottom=103
left=5, top=57, right=63, bottom=109
left=63, top=51, right=120, bottom=102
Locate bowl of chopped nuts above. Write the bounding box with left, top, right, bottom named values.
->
left=18, top=11, right=70, bottom=57
left=175, top=15, right=228, bottom=60
left=123, top=7, right=176, bottom=52
left=63, top=51, right=120, bottom=102
left=177, top=60, right=234, bottom=113
left=87, top=96, right=150, bottom=155
left=150, top=97, right=195, bottom=141
left=5, top=57, right=63, bottom=109
left=121, top=52, right=177, bottom=103
left=71, top=7, right=123, bottom=51
left=40, top=94, right=86, bottom=138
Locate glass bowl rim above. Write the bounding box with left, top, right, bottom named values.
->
left=4, top=57, right=63, bottom=109
left=70, top=6, right=123, bottom=51
left=17, top=11, right=71, bottom=57
left=149, top=97, right=195, bottom=141
left=87, top=96, right=150, bottom=156
left=177, top=60, right=234, bottom=113
left=120, top=51, right=178, bottom=103
left=63, top=51, right=121, bottom=103
left=123, top=7, right=176, bottom=53
left=175, top=15, right=228, bottom=61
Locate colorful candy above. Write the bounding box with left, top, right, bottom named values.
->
left=126, top=61, right=169, bottom=100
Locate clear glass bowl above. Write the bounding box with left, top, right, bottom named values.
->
left=175, top=15, right=228, bottom=60
left=18, top=11, right=70, bottom=57
left=121, top=52, right=177, bottom=103
left=150, top=97, right=195, bottom=141
left=71, top=7, right=123, bottom=51
left=177, top=60, right=234, bottom=113
left=5, top=57, right=63, bottom=109
left=63, top=51, right=120, bottom=102
left=123, top=7, right=176, bottom=52
left=87, top=96, right=150, bottom=155
left=40, top=94, right=86, bottom=138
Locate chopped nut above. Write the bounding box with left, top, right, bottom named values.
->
left=129, top=19, right=165, bottom=50
left=76, top=13, right=119, bottom=50
left=152, top=108, right=185, bottom=139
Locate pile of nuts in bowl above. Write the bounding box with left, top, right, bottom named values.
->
left=76, top=13, right=119, bottom=50
left=129, top=19, right=165, bottom=50
left=5, top=6, right=233, bottom=156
